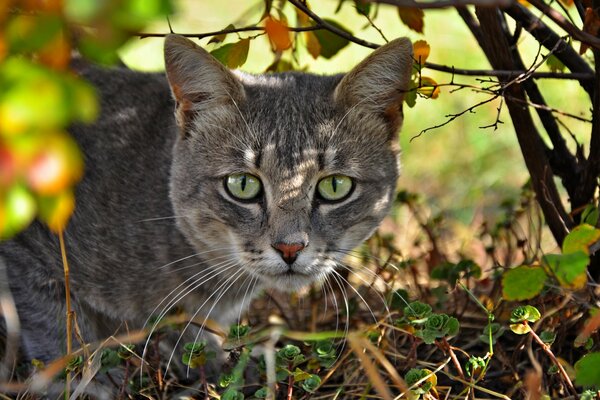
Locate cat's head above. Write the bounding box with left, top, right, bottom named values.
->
left=164, top=34, right=412, bottom=291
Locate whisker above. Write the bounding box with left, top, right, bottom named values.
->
left=163, top=266, right=244, bottom=376
left=135, top=215, right=192, bottom=223
left=331, top=269, right=378, bottom=326
left=154, top=247, right=233, bottom=271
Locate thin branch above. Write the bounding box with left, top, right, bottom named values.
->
left=503, top=2, right=594, bottom=96
left=369, top=0, right=513, bottom=9
left=136, top=25, right=321, bottom=40
left=288, top=0, right=379, bottom=49
left=527, top=0, right=600, bottom=50
left=424, top=62, right=593, bottom=79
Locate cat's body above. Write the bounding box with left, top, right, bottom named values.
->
left=1, top=35, right=413, bottom=364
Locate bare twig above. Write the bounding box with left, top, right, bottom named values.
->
left=370, top=0, right=513, bottom=9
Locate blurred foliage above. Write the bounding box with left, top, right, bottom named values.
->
left=0, top=0, right=172, bottom=239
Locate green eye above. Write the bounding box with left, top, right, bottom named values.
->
left=225, top=173, right=262, bottom=200
left=317, top=175, right=353, bottom=202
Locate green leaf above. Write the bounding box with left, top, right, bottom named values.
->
left=502, top=266, right=547, bottom=301
left=276, top=344, right=302, bottom=364
left=183, top=341, right=206, bottom=354
left=405, top=79, right=418, bottom=108
left=540, top=331, right=556, bottom=345
left=100, top=349, right=121, bottom=373
left=6, top=15, right=63, bottom=53
left=562, top=224, right=600, bottom=255
left=253, top=387, right=269, bottom=398
left=210, top=39, right=250, bottom=69
left=354, top=0, right=371, bottom=15
left=301, top=374, right=321, bottom=392
left=543, top=252, right=589, bottom=289
left=575, top=352, right=600, bottom=387
left=404, top=368, right=435, bottom=395
left=209, top=24, right=236, bottom=44
left=221, top=389, right=245, bottom=400
left=292, top=367, right=311, bottom=381
left=479, top=322, right=505, bottom=345
left=510, top=305, right=541, bottom=324
left=546, top=54, right=565, bottom=73
left=404, top=301, right=432, bottom=323
left=581, top=204, right=599, bottom=226
left=1, top=184, right=36, bottom=240
left=313, top=19, right=351, bottom=59
left=465, top=356, right=486, bottom=377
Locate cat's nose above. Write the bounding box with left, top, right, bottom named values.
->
left=272, top=242, right=306, bottom=265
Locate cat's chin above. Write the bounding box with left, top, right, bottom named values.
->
left=257, top=270, right=326, bottom=293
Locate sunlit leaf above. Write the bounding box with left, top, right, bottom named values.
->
left=546, top=54, right=565, bottom=73
left=313, top=19, right=351, bottom=59
left=305, top=31, right=321, bottom=59
left=77, top=32, right=128, bottom=65
left=562, top=224, right=600, bottom=255
left=543, top=252, right=589, bottom=289
left=417, top=76, right=440, bottom=99
left=413, top=40, right=430, bottom=64
left=38, top=32, right=71, bottom=70
left=398, top=7, right=424, bottom=34
left=575, top=352, right=600, bottom=387
left=210, top=39, right=250, bottom=69
left=0, top=184, right=36, bottom=239
left=581, top=204, right=599, bottom=226
left=0, top=144, right=17, bottom=186
left=64, top=0, right=104, bottom=22
left=265, top=16, right=292, bottom=52
left=502, top=266, right=547, bottom=301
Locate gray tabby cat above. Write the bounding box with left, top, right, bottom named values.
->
left=0, top=34, right=413, bottom=364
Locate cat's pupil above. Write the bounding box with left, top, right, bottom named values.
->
left=331, top=176, right=338, bottom=192
left=241, top=175, right=247, bottom=191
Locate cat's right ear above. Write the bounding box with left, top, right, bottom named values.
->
left=164, top=34, right=245, bottom=137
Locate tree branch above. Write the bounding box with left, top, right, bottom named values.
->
left=369, top=0, right=512, bottom=9
left=136, top=25, right=321, bottom=40
left=503, top=2, right=595, bottom=96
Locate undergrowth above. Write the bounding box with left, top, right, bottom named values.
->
left=2, top=185, right=600, bottom=399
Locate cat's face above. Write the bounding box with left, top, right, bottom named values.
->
left=164, top=35, right=413, bottom=291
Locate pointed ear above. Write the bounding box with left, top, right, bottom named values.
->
left=334, top=38, right=413, bottom=131
left=164, top=34, right=245, bottom=135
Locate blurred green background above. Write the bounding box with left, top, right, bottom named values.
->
left=120, top=0, right=590, bottom=224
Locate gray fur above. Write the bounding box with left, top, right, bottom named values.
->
left=0, top=35, right=413, bottom=363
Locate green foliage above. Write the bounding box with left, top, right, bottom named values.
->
left=502, top=265, right=547, bottom=301
left=276, top=344, right=305, bottom=366
left=465, top=356, right=486, bottom=377
left=581, top=204, right=599, bottom=226
left=403, top=301, right=433, bottom=323
left=100, top=349, right=121, bottom=373
left=405, top=368, right=436, bottom=396
left=479, top=322, right=505, bottom=345
left=543, top=252, right=589, bottom=289
left=539, top=331, right=557, bottom=345
left=210, top=39, right=251, bottom=69
left=228, top=324, right=251, bottom=339
left=509, top=305, right=541, bottom=335
left=416, top=313, right=459, bottom=344
left=301, top=374, right=321, bottom=392
left=431, top=260, right=481, bottom=287
left=181, top=340, right=215, bottom=368
left=221, top=389, right=244, bottom=400
left=312, top=339, right=337, bottom=368
left=575, top=352, right=600, bottom=387
left=313, top=19, right=351, bottom=59
left=562, top=224, right=600, bottom=254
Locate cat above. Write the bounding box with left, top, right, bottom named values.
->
left=0, top=34, right=413, bottom=368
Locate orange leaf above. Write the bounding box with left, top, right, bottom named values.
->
left=580, top=7, right=600, bottom=54
left=418, top=76, right=440, bottom=99
left=38, top=32, right=71, bottom=70
left=265, top=16, right=292, bottom=52
left=413, top=40, right=430, bottom=64
left=305, top=31, right=321, bottom=59
left=398, top=7, right=424, bottom=34
left=296, top=7, right=311, bottom=27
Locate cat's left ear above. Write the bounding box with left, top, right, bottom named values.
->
left=334, top=38, right=413, bottom=132
left=164, top=34, right=245, bottom=135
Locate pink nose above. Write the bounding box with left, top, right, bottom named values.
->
left=272, top=242, right=306, bottom=265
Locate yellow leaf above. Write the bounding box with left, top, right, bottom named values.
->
left=417, top=76, right=440, bottom=99
left=296, top=6, right=311, bottom=27
left=305, top=31, right=321, bottom=59
left=398, top=7, right=424, bottom=34
left=413, top=40, right=430, bottom=64
left=37, top=189, right=75, bottom=233
left=265, top=16, right=292, bottom=52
